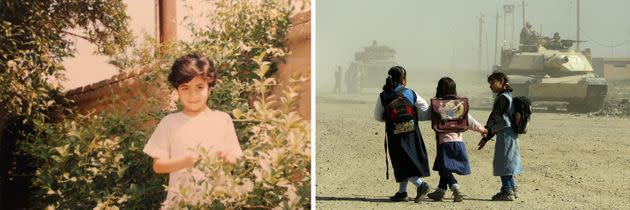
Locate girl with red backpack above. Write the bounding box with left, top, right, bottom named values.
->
left=373, top=66, right=432, bottom=203
left=425, top=77, right=488, bottom=202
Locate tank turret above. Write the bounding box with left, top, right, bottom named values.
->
left=349, top=41, right=398, bottom=90
left=495, top=28, right=607, bottom=112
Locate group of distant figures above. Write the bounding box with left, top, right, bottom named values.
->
left=519, top=22, right=570, bottom=50
left=333, top=64, right=362, bottom=94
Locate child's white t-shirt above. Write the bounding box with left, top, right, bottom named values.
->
left=143, top=108, right=243, bottom=204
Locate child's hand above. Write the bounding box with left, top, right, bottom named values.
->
left=480, top=127, right=488, bottom=136
left=477, top=139, right=487, bottom=150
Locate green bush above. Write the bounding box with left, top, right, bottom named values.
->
left=25, top=112, right=167, bottom=209
left=1, top=2, right=132, bottom=206
left=0, top=0, right=132, bottom=126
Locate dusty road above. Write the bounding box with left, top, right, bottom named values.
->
left=315, top=93, right=630, bottom=209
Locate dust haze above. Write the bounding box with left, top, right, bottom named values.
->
left=316, top=0, right=630, bottom=92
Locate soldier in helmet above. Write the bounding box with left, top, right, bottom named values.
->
left=552, top=32, right=560, bottom=41
left=519, top=22, right=538, bottom=45
left=548, top=32, right=562, bottom=49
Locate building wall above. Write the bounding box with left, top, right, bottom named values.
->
left=66, top=65, right=170, bottom=116
left=274, top=10, right=311, bottom=120
left=592, top=57, right=630, bottom=81
left=67, top=10, right=311, bottom=119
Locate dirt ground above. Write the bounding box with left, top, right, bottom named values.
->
left=315, top=92, right=630, bottom=209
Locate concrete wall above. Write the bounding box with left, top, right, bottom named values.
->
left=67, top=10, right=311, bottom=119
left=274, top=10, right=311, bottom=120
left=592, top=57, right=630, bottom=81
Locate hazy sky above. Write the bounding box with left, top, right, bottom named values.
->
left=316, top=0, right=630, bottom=86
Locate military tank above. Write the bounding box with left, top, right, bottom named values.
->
left=347, top=41, right=398, bottom=91
left=494, top=34, right=607, bottom=112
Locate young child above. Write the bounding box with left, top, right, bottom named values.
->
left=426, top=77, right=488, bottom=202
left=143, top=53, right=244, bottom=206
left=478, top=71, right=522, bottom=201
left=374, top=66, right=432, bottom=203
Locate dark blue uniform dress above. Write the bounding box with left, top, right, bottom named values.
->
left=380, top=85, right=431, bottom=182
left=432, top=140, right=471, bottom=175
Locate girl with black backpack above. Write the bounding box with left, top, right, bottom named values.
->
left=373, top=66, right=432, bottom=203
left=478, top=71, right=523, bottom=201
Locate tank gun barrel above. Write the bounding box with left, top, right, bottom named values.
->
left=545, top=55, right=570, bottom=69
left=563, top=39, right=587, bottom=42
left=556, top=39, right=586, bottom=49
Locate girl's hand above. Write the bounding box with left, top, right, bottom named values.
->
left=477, top=139, right=487, bottom=150
left=480, top=128, right=488, bottom=137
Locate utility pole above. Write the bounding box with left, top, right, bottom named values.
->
left=486, top=22, right=490, bottom=71
left=494, top=8, right=499, bottom=65
left=512, top=8, right=515, bottom=49
left=478, top=14, right=485, bottom=71
left=504, top=4, right=515, bottom=48
left=503, top=7, right=507, bottom=47
left=576, top=0, right=580, bottom=50
left=522, top=0, right=526, bottom=27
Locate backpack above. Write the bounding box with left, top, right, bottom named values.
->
left=380, top=88, right=417, bottom=179
left=381, top=88, right=417, bottom=135
left=430, top=95, right=469, bottom=132
left=511, top=96, right=532, bottom=134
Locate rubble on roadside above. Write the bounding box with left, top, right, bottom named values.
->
left=590, top=99, right=630, bottom=117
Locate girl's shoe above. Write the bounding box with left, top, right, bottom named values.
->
left=390, top=192, right=409, bottom=202
left=452, top=188, right=465, bottom=202
left=427, top=188, right=446, bottom=201
left=491, top=188, right=515, bottom=201
left=414, top=182, right=431, bottom=203
left=513, top=186, right=519, bottom=198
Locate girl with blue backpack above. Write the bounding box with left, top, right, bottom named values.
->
left=373, top=66, right=432, bottom=203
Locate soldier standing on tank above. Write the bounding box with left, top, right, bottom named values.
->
left=519, top=22, right=537, bottom=45
left=334, top=66, right=342, bottom=93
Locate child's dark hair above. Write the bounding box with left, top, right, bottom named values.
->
left=435, top=77, right=457, bottom=98
left=487, top=71, right=513, bottom=92
left=382, top=66, right=407, bottom=91
left=168, top=53, right=217, bottom=88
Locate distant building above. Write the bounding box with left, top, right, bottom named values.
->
left=592, top=57, right=630, bottom=81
